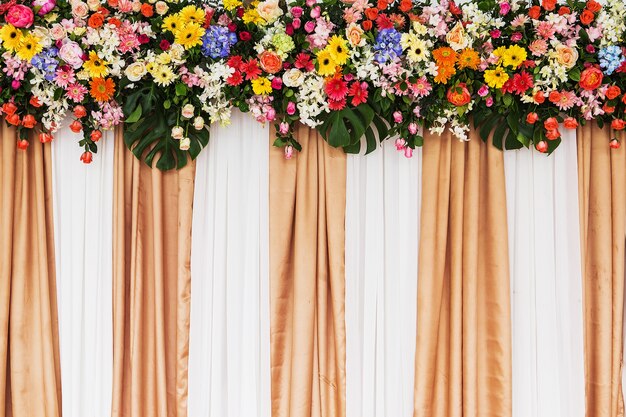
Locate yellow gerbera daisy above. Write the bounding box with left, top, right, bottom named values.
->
left=152, top=65, right=176, bottom=86
left=179, top=5, right=205, bottom=25
left=162, top=15, right=183, bottom=33
left=243, top=9, right=266, bottom=25
left=251, top=77, right=272, bottom=95
left=327, top=35, right=349, bottom=66
left=484, top=67, right=509, bottom=89
left=83, top=51, right=109, bottom=78
left=15, top=34, right=43, bottom=61
left=316, top=49, right=337, bottom=76
left=174, top=22, right=205, bottom=50
left=0, top=24, right=22, bottom=52
left=457, top=48, right=480, bottom=70
left=223, top=0, right=242, bottom=10
left=501, top=45, right=527, bottom=69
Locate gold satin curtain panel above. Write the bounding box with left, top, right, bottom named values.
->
left=1, top=123, right=625, bottom=417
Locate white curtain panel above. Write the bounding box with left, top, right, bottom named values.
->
left=188, top=111, right=271, bottom=417
left=51, top=120, right=114, bottom=417
left=504, top=130, right=585, bottom=417
left=345, top=139, right=421, bottom=417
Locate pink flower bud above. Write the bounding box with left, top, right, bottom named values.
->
left=393, top=111, right=403, bottom=123
left=306, top=0, right=317, bottom=7
left=490, top=29, right=501, bottom=39
left=285, top=24, right=294, bottom=35
left=486, top=96, right=494, bottom=107
left=395, top=138, right=406, bottom=151
left=285, top=145, right=294, bottom=159
left=511, top=32, right=522, bottom=42
left=11, top=79, right=21, bottom=90
left=266, top=108, right=276, bottom=121
left=271, top=77, right=283, bottom=89
left=279, top=122, right=289, bottom=135
left=404, top=147, right=413, bottom=158
left=286, top=101, right=296, bottom=115
left=586, top=44, right=596, bottom=54
left=499, top=1, right=511, bottom=15
left=408, top=123, right=418, bottom=135
left=310, top=6, right=321, bottom=18
left=304, top=20, right=316, bottom=33
left=477, top=85, right=489, bottom=97
left=292, top=18, right=301, bottom=29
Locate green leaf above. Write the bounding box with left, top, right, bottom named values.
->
left=479, top=114, right=501, bottom=142
left=125, top=104, right=143, bottom=123
left=175, top=83, right=188, bottom=96
left=569, top=67, right=581, bottom=82
left=364, top=126, right=378, bottom=154
left=492, top=119, right=508, bottom=150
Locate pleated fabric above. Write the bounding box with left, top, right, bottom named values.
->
left=577, top=123, right=626, bottom=417
left=269, top=125, right=347, bottom=417
left=0, top=126, right=61, bottom=417
left=413, top=130, right=512, bottom=417
left=111, top=127, right=196, bottom=417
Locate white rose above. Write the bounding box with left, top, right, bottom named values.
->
left=171, top=126, right=184, bottom=140
left=179, top=137, right=191, bottom=150
left=32, top=27, right=52, bottom=48
left=181, top=104, right=195, bottom=119
left=86, top=0, right=101, bottom=11
left=49, top=24, right=66, bottom=41
left=193, top=116, right=205, bottom=130
left=132, top=0, right=142, bottom=12
left=71, top=1, right=89, bottom=18
left=155, top=1, right=169, bottom=15
left=156, top=53, right=171, bottom=65
left=168, top=44, right=184, bottom=61
left=257, top=0, right=283, bottom=23
left=282, top=68, right=304, bottom=87
left=125, top=62, right=147, bottom=82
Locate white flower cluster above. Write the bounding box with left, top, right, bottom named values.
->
left=462, top=2, right=504, bottom=41
left=199, top=62, right=233, bottom=126
left=296, top=73, right=329, bottom=128
left=597, top=0, right=626, bottom=47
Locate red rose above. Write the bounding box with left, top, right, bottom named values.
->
left=362, top=20, right=373, bottom=31
left=611, top=119, right=626, bottom=130
left=239, top=31, right=251, bottom=41
left=579, top=66, right=603, bottom=90
left=16, top=139, right=29, bottom=150
left=446, top=83, right=471, bottom=106
left=544, top=117, right=559, bottom=131
left=29, top=96, right=42, bottom=108
left=70, top=120, right=83, bottom=133
left=80, top=151, right=93, bottom=164
left=603, top=103, right=615, bottom=114
left=2, top=102, right=18, bottom=116
left=526, top=112, right=539, bottom=124
left=73, top=105, right=87, bottom=119
left=564, top=117, right=579, bottom=129
left=606, top=86, right=621, bottom=100
left=39, top=132, right=53, bottom=143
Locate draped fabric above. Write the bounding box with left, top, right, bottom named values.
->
left=51, top=123, right=114, bottom=417
left=0, top=126, right=61, bottom=417
left=111, top=127, right=195, bottom=417
left=504, top=133, right=585, bottom=417
left=188, top=112, right=271, bottom=417
left=413, top=130, right=512, bottom=417
left=577, top=123, right=626, bottom=417
left=269, top=125, right=347, bottom=417
left=345, top=140, right=421, bottom=417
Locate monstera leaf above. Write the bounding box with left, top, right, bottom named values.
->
left=473, top=108, right=529, bottom=151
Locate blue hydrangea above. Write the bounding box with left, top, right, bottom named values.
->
left=201, top=26, right=238, bottom=59
left=598, top=45, right=625, bottom=75
left=31, top=47, right=59, bottom=82
left=373, top=28, right=403, bottom=63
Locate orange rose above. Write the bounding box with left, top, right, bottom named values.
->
left=74, top=105, right=87, bottom=119
left=546, top=129, right=561, bottom=140
left=259, top=51, right=282, bottom=74
left=346, top=23, right=364, bottom=47
left=362, top=20, right=373, bottom=31
left=446, top=83, right=471, bottom=106
left=612, top=119, right=626, bottom=130
left=526, top=112, right=539, bottom=124
left=580, top=9, right=594, bottom=25
left=586, top=0, right=602, bottom=13
left=39, top=132, right=53, bottom=143
left=107, top=0, right=118, bottom=7
left=622, top=94, right=626, bottom=105
left=606, top=86, right=621, bottom=100
left=579, top=66, right=603, bottom=90
left=88, top=13, right=105, bottom=28
left=564, top=117, right=578, bottom=129
left=2, top=102, right=17, bottom=116
left=6, top=113, right=20, bottom=126
left=555, top=44, right=578, bottom=69
left=533, top=91, right=545, bottom=104
left=544, top=117, right=559, bottom=131
left=108, top=17, right=122, bottom=27
left=365, top=7, right=378, bottom=20
left=399, top=0, right=412, bottom=13
left=529, top=5, right=540, bottom=19
left=542, top=0, right=556, bottom=11
left=21, top=114, right=36, bottom=129
left=548, top=91, right=561, bottom=104
left=558, top=6, right=570, bottom=15
left=70, top=120, right=83, bottom=133
left=603, top=103, right=615, bottom=114
left=377, top=0, right=387, bottom=10
left=140, top=3, right=153, bottom=18
left=29, top=96, right=42, bottom=108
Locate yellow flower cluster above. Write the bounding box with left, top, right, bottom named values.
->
left=0, top=24, right=43, bottom=61
left=316, top=36, right=349, bottom=76
left=483, top=45, right=527, bottom=88
left=162, top=5, right=206, bottom=50
left=223, top=0, right=243, bottom=11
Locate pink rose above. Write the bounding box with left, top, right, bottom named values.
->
left=71, top=1, right=88, bottom=18
left=395, top=138, right=406, bottom=150
left=279, top=122, right=289, bottom=135
left=292, top=18, right=301, bottom=29
left=290, top=6, right=303, bottom=18
left=58, top=41, right=84, bottom=69
left=486, top=97, right=494, bottom=107
left=393, top=111, right=402, bottom=123
left=286, top=101, right=296, bottom=115
left=6, top=5, right=34, bottom=28
left=477, top=85, right=489, bottom=97
left=304, top=20, right=316, bottom=33
left=266, top=108, right=276, bottom=121
left=408, top=123, right=418, bottom=135
left=33, top=0, right=56, bottom=15
left=284, top=145, right=294, bottom=159
left=306, top=0, right=316, bottom=6
left=499, top=1, right=511, bottom=15
left=310, top=6, right=321, bottom=18
left=511, top=32, right=522, bottom=42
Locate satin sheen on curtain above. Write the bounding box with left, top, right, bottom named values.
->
left=111, top=127, right=195, bottom=417
left=188, top=112, right=271, bottom=417
left=269, top=125, right=347, bottom=417
left=413, top=130, right=512, bottom=417
left=51, top=122, right=114, bottom=417
left=504, top=132, right=585, bottom=417
left=0, top=126, right=61, bottom=417
left=578, top=123, right=626, bottom=417
left=345, top=140, right=421, bottom=417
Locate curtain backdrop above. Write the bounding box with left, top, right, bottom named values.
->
left=188, top=112, right=271, bottom=417
left=51, top=122, right=114, bottom=417
left=269, top=125, right=347, bottom=417
left=578, top=123, right=626, bottom=417
left=111, top=128, right=196, bottom=417
left=504, top=132, right=585, bottom=417
left=0, top=126, right=61, bottom=417
left=345, top=140, right=421, bottom=417
left=413, top=130, right=512, bottom=417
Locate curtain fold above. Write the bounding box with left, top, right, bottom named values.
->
left=577, top=123, right=626, bottom=417
left=111, top=127, right=195, bottom=417
left=0, top=125, right=61, bottom=417
left=188, top=111, right=271, bottom=417
left=413, top=130, right=512, bottom=417
left=345, top=139, right=421, bottom=417
left=269, top=125, right=346, bottom=417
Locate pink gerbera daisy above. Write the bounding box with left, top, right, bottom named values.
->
left=54, top=66, right=76, bottom=88
left=412, top=76, right=432, bottom=97
left=325, top=76, right=349, bottom=101
left=555, top=90, right=577, bottom=110
left=66, top=83, right=88, bottom=103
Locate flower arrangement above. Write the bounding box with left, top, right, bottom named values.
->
left=0, top=0, right=625, bottom=169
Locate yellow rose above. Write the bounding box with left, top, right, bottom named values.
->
left=346, top=23, right=365, bottom=47
left=257, top=0, right=283, bottom=24
left=125, top=62, right=147, bottom=82
left=445, top=22, right=469, bottom=51
left=554, top=44, right=578, bottom=69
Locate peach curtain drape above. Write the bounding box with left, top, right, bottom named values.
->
left=413, top=130, right=512, bottom=417
left=0, top=126, right=61, bottom=417
left=111, top=127, right=195, bottom=417
left=577, top=124, right=626, bottom=417
left=269, top=125, right=347, bottom=417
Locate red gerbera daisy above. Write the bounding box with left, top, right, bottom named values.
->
left=325, top=76, right=349, bottom=101
left=227, top=55, right=244, bottom=71
left=512, top=71, right=533, bottom=95
left=376, top=14, right=394, bottom=30
left=502, top=79, right=516, bottom=94
left=328, top=98, right=347, bottom=111
left=294, top=53, right=314, bottom=72
left=348, top=81, right=369, bottom=106
left=227, top=71, right=243, bottom=86
left=241, top=59, right=261, bottom=80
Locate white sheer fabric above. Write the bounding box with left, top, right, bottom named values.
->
left=345, top=139, right=421, bottom=417
left=188, top=111, right=271, bottom=417
left=504, top=131, right=585, bottom=417
left=51, top=121, right=114, bottom=417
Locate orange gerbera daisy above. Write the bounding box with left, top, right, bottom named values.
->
left=90, top=77, right=115, bottom=102
left=434, top=64, right=456, bottom=84
left=433, top=47, right=458, bottom=67
left=457, top=48, right=480, bottom=70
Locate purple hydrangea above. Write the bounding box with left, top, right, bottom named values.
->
left=374, top=28, right=403, bottom=63
left=201, top=26, right=238, bottom=59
